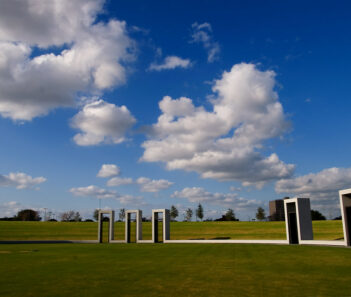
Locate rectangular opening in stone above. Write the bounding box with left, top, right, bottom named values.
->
left=126, top=212, right=137, bottom=243
left=288, top=212, right=299, bottom=244
left=346, top=206, right=351, bottom=244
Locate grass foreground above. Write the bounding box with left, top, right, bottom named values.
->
left=0, top=243, right=350, bottom=297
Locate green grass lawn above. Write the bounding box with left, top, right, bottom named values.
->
left=0, top=220, right=344, bottom=241
left=0, top=243, right=350, bottom=297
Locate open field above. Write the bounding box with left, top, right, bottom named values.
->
left=0, top=220, right=344, bottom=241
left=0, top=243, right=350, bottom=297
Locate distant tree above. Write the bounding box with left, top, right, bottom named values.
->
left=73, top=211, right=82, bottom=222
left=196, top=204, right=204, bottom=221
left=0, top=217, right=18, bottom=221
left=119, top=208, right=125, bottom=222
left=333, top=216, right=342, bottom=220
left=185, top=208, right=193, bottom=222
left=16, top=209, right=41, bottom=221
left=311, top=210, right=326, bottom=220
left=84, top=219, right=94, bottom=222
left=46, top=211, right=54, bottom=221
left=255, top=207, right=266, bottom=221
left=93, top=209, right=99, bottom=221
left=60, top=210, right=76, bottom=222
left=225, top=209, right=236, bottom=221
left=170, top=205, right=179, bottom=221
left=215, top=209, right=238, bottom=221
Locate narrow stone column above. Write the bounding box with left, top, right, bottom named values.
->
left=136, top=209, right=142, bottom=242
left=109, top=211, right=115, bottom=242
left=164, top=209, right=170, bottom=241
left=98, top=211, right=103, bottom=243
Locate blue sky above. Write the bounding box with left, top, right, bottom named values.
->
left=0, top=0, right=351, bottom=220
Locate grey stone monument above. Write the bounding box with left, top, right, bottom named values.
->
left=339, top=188, right=351, bottom=246
left=284, top=198, right=313, bottom=244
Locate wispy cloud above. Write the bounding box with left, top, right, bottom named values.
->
left=107, top=177, right=133, bottom=187
left=190, top=22, right=220, bottom=62
left=149, top=56, right=192, bottom=71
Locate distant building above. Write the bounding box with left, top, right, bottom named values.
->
left=269, top=198, right=288, bottom=221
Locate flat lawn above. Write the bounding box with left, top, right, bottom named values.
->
left=0, top=220, right=344, bottom=241
left=0, top=243, right=350, bottom=297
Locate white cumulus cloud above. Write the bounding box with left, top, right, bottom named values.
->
left=118, top=194, right=145, bottom=205
left=149, top=56, right=192, bottom=71
left=0, top=0, right=135, bottom=121
left=0, top=172, right=46, bottom=189
left=136, top=177, right=174, bottom=192
left=97, top=164, right=120, bottom=178
left=172, top=187, right=262, bottom=211
left=275, top=167, right=351, bottom=215
left=190, top=22, right=220, bottom=62
left=107, top=177, right=133, bottom=187
left=69, top=185, right=144, bottom=205
left=71, top=99, right=136, bottom=146
left=69, top=185, right=117, bottom=199
left=141, top=63, right=294, bottom=187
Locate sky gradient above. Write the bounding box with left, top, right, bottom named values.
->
left=1, top=0, right=351, bottom=220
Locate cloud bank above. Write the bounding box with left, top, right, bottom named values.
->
left=172, top=187, right=262, bottom=211
left=0, top=201, right=23, bottom=217
left=276, top=167, right=351, bottom=215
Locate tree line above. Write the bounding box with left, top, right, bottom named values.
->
left=0, top=209, right=85, bottom=222
left=0, top=206, right=331, bottom=222
left=169, top=204, right=239, bottom=222
left=167, top=205, right=330, bottom=222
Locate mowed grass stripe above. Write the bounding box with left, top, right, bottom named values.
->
left=0, top=243, right=350, bottom=297
left=0, top=220, right=344, bottom=241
